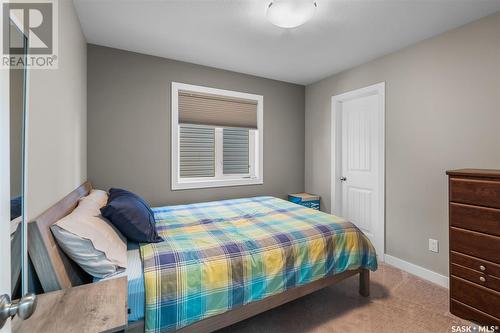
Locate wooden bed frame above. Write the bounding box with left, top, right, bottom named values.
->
left=29, top=181, right=370, bottom=333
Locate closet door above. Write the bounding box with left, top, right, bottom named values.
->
left=0, top=47, right=12, bottom=333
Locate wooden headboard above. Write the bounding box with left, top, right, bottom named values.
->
left=28, top=181, right=93, bottom=292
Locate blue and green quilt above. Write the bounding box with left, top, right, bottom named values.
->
left=141, top=196, right=377, bottom=332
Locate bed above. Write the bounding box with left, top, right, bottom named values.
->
left=28, top=182, right=378, bottom=333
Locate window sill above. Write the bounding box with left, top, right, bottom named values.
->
left=171, top=177, right=263, bottom=190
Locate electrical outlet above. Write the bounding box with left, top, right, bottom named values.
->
left=429, top=239, right=439, bottom=253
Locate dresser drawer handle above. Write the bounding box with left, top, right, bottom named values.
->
left=479, top=265, right=486, bottom=271
left=479, top=276, right=486, bottom=282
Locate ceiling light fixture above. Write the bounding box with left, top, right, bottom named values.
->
left=266, top=0, right=317, bottom=29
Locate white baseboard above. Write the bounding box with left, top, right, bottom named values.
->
left=384, top=254, right=449, bottom=288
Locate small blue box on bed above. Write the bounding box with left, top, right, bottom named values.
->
left=288, top=193, right=320, bottom=210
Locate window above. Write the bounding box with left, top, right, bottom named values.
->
left=171, top=82, right=263, bottom=190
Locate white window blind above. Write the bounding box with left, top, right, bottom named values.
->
left=178, top=90, right=258, bottom=129
left=223, top=128, right=249, bottom=175
left=179, top=125, right=215, bottom=178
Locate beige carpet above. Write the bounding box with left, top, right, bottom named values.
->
left=217, top=263, right=470, bottom=333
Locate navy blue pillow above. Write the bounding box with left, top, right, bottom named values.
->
left=100, top=188, right=162, bottom=243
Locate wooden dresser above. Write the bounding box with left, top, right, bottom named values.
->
left=447, top=169, right=500, bottom=327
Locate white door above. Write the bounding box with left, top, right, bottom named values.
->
left=1, top=66, right=12, bottom=333
left=332, top=83, right=385, bottom=258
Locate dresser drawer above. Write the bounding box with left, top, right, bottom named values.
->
left=450, top=178, right=500, bottom=209
left=450, top=276, right=500, bottom=318
left=451, top=251, right=500, bottom=278
left=450, top=227, right=500, bottom=264
left=450, top=202, right=500, bottom=237
left=450, top=299, right=500, bottom=327
left=451, top=264, right=500, bottom=292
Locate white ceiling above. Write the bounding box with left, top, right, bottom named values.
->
left=73, top=0, right=500, bottom=85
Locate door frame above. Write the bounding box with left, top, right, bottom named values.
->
left=330, top=82, right=385, bottom=259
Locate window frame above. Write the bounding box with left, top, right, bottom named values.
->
left=171, top=82, right=263, bottom=190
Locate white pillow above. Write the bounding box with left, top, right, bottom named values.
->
left=75, top=189, right=108, bottom=213
left=51, top=189, right=127, bottom=278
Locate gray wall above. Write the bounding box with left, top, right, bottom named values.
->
left=27, top=0, right=87, bottom=218
left=87, top=45, right=305, bottom=206
left=305, top=12, right=500, bottom=276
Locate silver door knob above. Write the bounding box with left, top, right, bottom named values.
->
left=0, top=293, right=37, bottom=329
left=479, top=265, right=486, bottom=271
left=479, top=276, right=486, bottom=282
left=340, top=177, right=347, bottom=181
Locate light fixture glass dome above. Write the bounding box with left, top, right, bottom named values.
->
left=266, top=0, right=317, bottom=28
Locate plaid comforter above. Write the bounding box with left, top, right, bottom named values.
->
left=140, top=196, right=378, bottom=333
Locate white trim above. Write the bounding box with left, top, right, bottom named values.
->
left=384, top=254, right=449, bottom=288
left=214, top=127, right=223, bottom=178
left=248, top=129, right=256, bottom=176
left=171, top=82, right=264, bottom=190
left=331, top=82, right=386, bottom=260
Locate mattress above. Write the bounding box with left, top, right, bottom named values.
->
left=95, top=242, right=145, bottom=322
left=141, top=196, right=378, bottom=333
